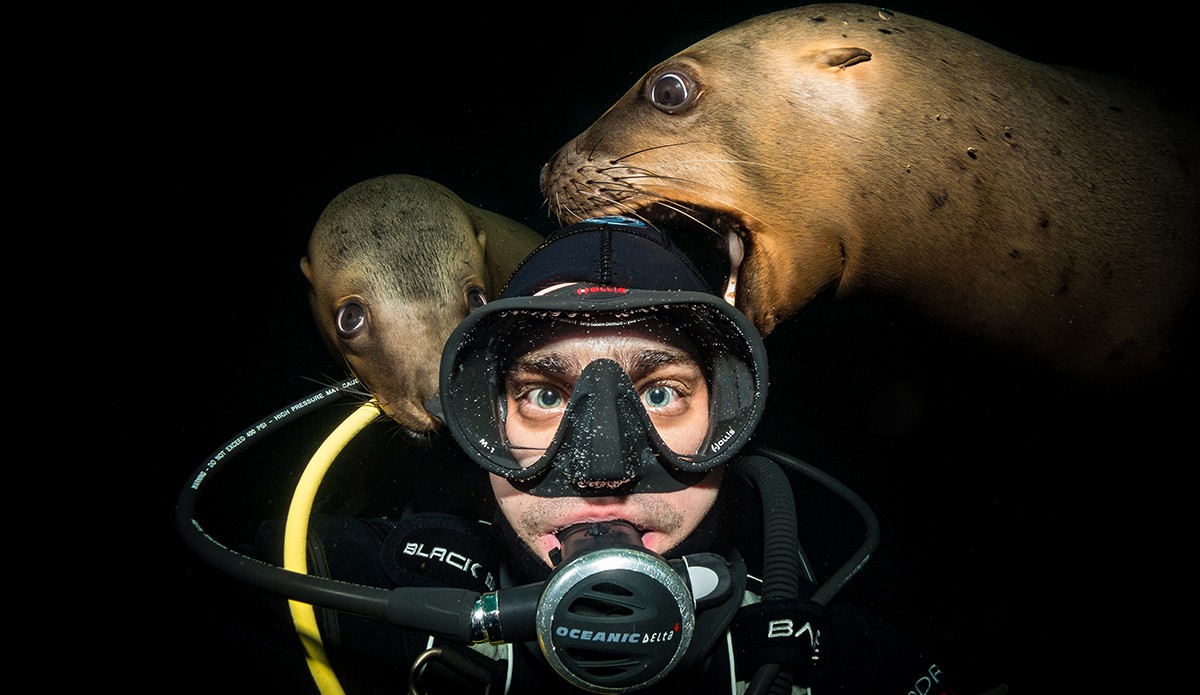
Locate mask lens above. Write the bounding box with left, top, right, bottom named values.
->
left=440, top=291, right=768, bottom=483
left=501, top=319, right=712, bottom=466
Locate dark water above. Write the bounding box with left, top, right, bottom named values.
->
left=159, top=3, right=1195, bottom=692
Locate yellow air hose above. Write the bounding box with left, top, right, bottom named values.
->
left=284, top=401, right=383, bottom=695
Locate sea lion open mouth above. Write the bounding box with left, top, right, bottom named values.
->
left=629, top=203, right=747, bottom=307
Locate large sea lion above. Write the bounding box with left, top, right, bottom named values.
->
left=540, top=3, right=1199, bottom=383
left=301, top=174, right=543, bottom=437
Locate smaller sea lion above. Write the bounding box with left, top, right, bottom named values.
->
left=301, top=174, right=543, bottom=438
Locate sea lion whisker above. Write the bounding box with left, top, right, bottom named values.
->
left=610, top=141, right=707, bottom=164
left=601, top=163, right=749, bottom=195
left=554, top=177, right=654, bottom=221
left=593, top=185, right=663, bottom=212
left=300, top=372, right=374, bottom=400
left=595, top=166, right=715, bottom=196
left=593, top=165, right=675, bottom=187
left=604, top=200, right=657, bottom=225
left=549, top=192, right=593, bottom=224
left=596, top=164, right=658, bottom=177
left=644, top=199, right=726, bottom=238
left=665, top=158, right=802, bottom=176
left=608, top=171, right=694, bottom=186
left=382, top=419, right=443, bottom=449
left=586, top=178, right=641, bottom=193
left=540, top=191, right=560, bottom=220
left=654, top=189, right=776, bottom=241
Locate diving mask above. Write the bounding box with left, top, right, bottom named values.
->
left=440, top=283, right=769, bottom=496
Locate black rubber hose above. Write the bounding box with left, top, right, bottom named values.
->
left=756, top=446, right=880, bottom=605
left=732, top=455, right=800, bottom=695
left=732, top=455, right=803, bottom=599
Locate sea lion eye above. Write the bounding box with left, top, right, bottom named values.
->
left=335, top=299, right=368, bottom=338
left=467, top=286, right=488, bottom=313
left=646, top=69, right=698, bottom=114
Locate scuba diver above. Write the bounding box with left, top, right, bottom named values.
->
left=178, top=217, right=964, bottom=694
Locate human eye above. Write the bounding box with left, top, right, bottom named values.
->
left=640, top=381, right=694, bottom=416
left=526, top=386, right=566, bottom=410
left=510, top=381, right=569, bottom=420
left=641, top=384, right=679, bottom=410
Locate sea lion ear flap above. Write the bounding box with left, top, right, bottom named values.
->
left=470, top=220, right=506, bottom=300
left=471, top=224, right=493, bottom=283
left=815, top=47, right=872, bottom=69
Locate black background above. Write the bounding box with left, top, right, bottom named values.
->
left=154, top=3, right=1195, bottom=692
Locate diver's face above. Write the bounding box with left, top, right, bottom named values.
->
left=491, top=325, right=719, bottom=565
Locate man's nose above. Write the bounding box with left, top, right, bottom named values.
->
left=561, top=359, right=645, bottom=488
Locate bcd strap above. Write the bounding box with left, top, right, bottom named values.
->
left=729, top=597, right=826, bottom=682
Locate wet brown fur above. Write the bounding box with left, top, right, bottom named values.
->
left=541, top=3, right=1199, bottom=381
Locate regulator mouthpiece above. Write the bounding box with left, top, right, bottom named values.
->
left=552, top=519, right=646, bottom=566
left=535, top=520, right=696, bottom=693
